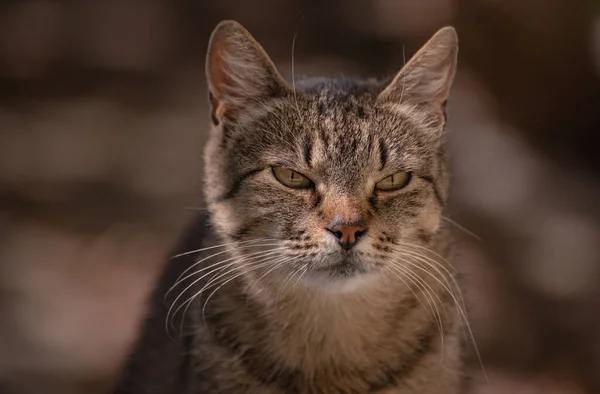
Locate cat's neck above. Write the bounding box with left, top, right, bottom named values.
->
left=238, top=269, right=454, bottom=370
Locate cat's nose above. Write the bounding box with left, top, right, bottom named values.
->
left=327, top=223, right=367, bottom=250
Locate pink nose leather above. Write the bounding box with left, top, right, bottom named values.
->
left=328, top=224, right=366, bottom=250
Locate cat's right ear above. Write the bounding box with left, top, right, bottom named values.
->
left=206, top=20, right=290, bottom=125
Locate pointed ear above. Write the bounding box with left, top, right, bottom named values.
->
left=378, top=27, right=458, bottom=110
left=206, top=20, right=290, bottom=125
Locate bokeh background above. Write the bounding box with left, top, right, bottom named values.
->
left=1, top=1, right=600, bottom=393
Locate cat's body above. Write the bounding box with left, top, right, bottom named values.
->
left=114, top=21, right=465, bottom=394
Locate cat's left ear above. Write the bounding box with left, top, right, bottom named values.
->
left=378, top=27, right=458, bottom=111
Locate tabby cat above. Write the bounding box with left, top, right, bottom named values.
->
left=114, top=20, right=466, bottom=394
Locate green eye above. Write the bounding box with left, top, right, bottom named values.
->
left=376, top=172, right=411, bottom=191
left=272, top=167, right=312, bottom=189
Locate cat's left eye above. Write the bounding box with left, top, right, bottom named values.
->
left=272, top=167, right=312, bottom=189
left=376, top=172, right=412, bottom=191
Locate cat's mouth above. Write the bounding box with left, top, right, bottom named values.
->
left=301, top=252, right=378, bottom=292
left=313, top=254, right=368, bottom=278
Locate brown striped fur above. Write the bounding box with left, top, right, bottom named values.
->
left=115, top=20, right=464, bottom=394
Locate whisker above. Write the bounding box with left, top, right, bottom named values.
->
left=200, top=253, right=286, bottom=295
left=291, top=263, right=310, bottom=290
left=441, top=216, right=482, bottom=242
left=164, top=244, right=283, bottom=302
left=276, top=263, right=305, bottom=304
left=290, top=15, right=304, bottom=123
left=175, top=254, right=286, bottom=335
left=393, top=242, right=465, bottom=307
left=394, top=248, right=457, bottom=290
left=169, top=261, right=234, bottom=335
left=392, top=244, right=465, bottom=310
left=248, top=256, right=299, bottom=292
left=384, top=264, right=440, bottom=333
left=395, top=242, right=458, bottom=273
left=379, top=267, right=395, bottom=297
left=172, top=238, right=276, bottom=259
left=200, top=255, right=294, bottom=325
left=398, top=44, right=407, bottom=105
left=167, top=244, right=283, bottom=299
left=199, top=270, right=248, bottom=326
left=390, top=245, right=488, bottom=383
left=391, top=249, right=458, bottom=324
left=389, top=259, right=446, bottom=359
left=388, top=261, right=445, bottom=348
left=166, top=249, right=285, bottom=333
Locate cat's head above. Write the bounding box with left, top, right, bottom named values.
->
left=203, top=20, right=458, bottom=292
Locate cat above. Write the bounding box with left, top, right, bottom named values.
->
left=113, top=20, right=466, bottom=394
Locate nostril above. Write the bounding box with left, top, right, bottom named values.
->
left=355, top=229, right=366, bottom=239
left=327, top=228, right=344, bottom=240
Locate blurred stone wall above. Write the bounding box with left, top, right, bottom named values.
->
left=0, top=1, right=599, bottom=394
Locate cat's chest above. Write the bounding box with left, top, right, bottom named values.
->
left=190, top=328, right=458, bottom=394
left=187, top=267, right=460, bottom=394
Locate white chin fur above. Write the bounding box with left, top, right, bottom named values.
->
left=302, top=271, right=379, bottom=294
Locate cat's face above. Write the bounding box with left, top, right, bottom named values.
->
left=203, top=21, right=457, bottom=291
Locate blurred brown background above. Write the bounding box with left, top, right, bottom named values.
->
left=1, top=1, right=600, bottom=393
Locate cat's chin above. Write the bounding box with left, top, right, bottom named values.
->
left=301, top=270, right=379, bottom=294
left=292, top=254, right=380, bottom=293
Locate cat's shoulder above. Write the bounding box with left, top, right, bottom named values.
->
left=112, top=214, right=216, bottom=394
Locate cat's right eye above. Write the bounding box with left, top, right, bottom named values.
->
left=272, top=167, right=312, bottom=189
left=376, top=172, right=412, bottom=191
